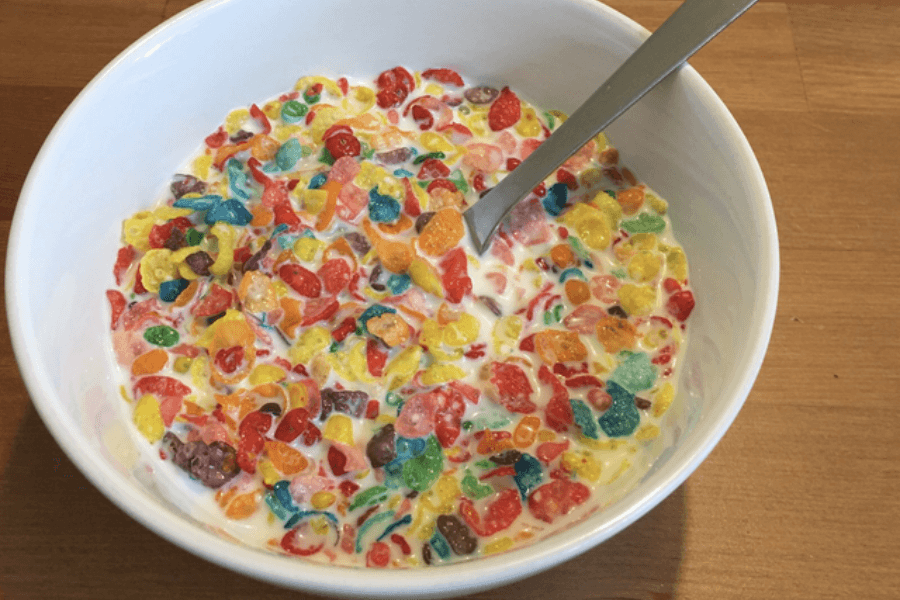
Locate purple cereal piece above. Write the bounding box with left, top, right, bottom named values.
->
left=163, top=432, right=240, bottom=488
left=464, top=86, right=499, bottom=104
left=170, top=174, right=207, bottom=200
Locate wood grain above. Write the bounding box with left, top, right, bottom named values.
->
left=2, top=1, right=899, bottom=599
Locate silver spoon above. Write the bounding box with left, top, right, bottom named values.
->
left=464, top=0, right=758, bottom=254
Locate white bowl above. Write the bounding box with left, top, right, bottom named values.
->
left=6, top=0, right=778, bottom=597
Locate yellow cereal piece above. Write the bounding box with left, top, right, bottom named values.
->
left=604, top=458, right=633, bottom=484
left=635, top=424, right=661, bottom=441
left=169, top=246, right=201, bottom=281
left=263, top=100, right=282, bottom=120
left=375, top=414, right=396, bottom=425
left=248, top=364, right=286, bottom=386
left=322, top=414, right=355, bottom=446
left=189, top=355, right=209, bottom=391
left=330, top=340, right=376, bottom=384
left=287, top=382, right=308, bottom=409
left=618, top=283, right=657, bottom=316
left=139, top=248, right=177, bottom=294
left=293, top=236, right=324, bottom=262
left=409, top=257, right=444, bottom=298
left=288, top=326, right=331, bottom=364
left=121, top=212, right=156, bottom=252
left=383, top=345, right=423, bottom=390
left=522, top=258, right=540, bottom=272
left=420, top=363, right=466, bottom=385
left=133, top=394, right=164, bottom=443
left=579, top=168, right=603, bottom=189
left=310, top=515, right=330, bottom=535
left=561, top=203, right=611, bottom=250
left=311, top=491, right=337, bottom=510
left=196, top=309, right=255, bottom=353
left=647, top=192, right=668, bottom=214
left=423, top=82, right=443, bottom=97
left=594, top=131, right=610, bottom=150
left=355, top=161, right=391, bottom=190
left=443, top=313, right=480, bottom=346
left=628, top=250, right=662, bottom=282
left=664, top=246, right=688, bottom=281
left=208, top=223, right=236, bottom=277
left=309, top=105, right=345, bottom=142
left=192, top=154, right=212, bottom=180
left=589, top=191, right=623, bottom=229
left=483, top=537, right=514, bottom=555
left=537, top=429, right=556, bottom=442
left=492, top=315, right=523, bottom=355
left=615, top=233, right=657, bottom=263
left=377, top=176, right=404, bottom=200
left=421, top=319, right=462, bottom=362
left=224, top=107, right=250, bottom=135
left=294, top=75, right=343, bottom=98
left=420, top=131, right=456, bottom=155
left=119, top=385, right=132, bottom=403
left=561, top=450, right=602, bottom=482
left=652, top=382, right=675, bottom=417
left=515, top=107, right=542, bottom=137
left=295, top=188, right=328, bottom=215
left=258, top=459, right=281, bottom=487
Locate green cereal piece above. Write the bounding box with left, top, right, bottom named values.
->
left=143, top=325, right=179, bottom=347
left=348, top=485, right=390, bottom=511
left=402, top=435, right=443, bottom=492
left=609, top=352, right=657, bottom=394
left=461, top=469, right=494, bottom=500
left=622, top=212, right=666, bottom=234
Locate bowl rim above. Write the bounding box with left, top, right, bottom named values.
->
left=5, top=0, right=779, bottom=596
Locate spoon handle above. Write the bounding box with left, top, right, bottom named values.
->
left=464, top=0, right=758, bottom=254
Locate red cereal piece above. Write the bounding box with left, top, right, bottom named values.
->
left=536, top=439, right=570, bottom=464
left=366, top=540, right=392, bottom=567
left=375, top=66, right=415, bottom=109
left=113, top=246, right=136, bottom=286
left=274, top=408, right=309, bottom=443
left=666, top=290, right=695, bottom=321
left=192, top=283, right=234, bottom=317
left=527, top=479, right=591, bottom=523
left=331, top=316, right=357, bottom=342
left=417, top=158, right=451, bottom=180
left=301, top=297, right=339, bottom=327
left=366, top=339, right=387, bottom=377
left=205, top=127, right=228, bottom=148
left=488, top=362, right=537, bottom=414
left=459, top=488, right=522, bottom=536
left=439, top=246, right=472, bottom=304
left=279, top=263, right=322, bottom=298
left=488, top=86, right=521, bottom=131
left=281, top=526, right=324, bottom=556
left=421, top=68, right=465, bottom=87
left=339, top=479, right=360, bottom=498
left=106, top=289, right=127, bottom=330
left=538, top=365, right=573, bottom=432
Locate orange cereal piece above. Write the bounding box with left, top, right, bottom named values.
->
left=377, top=213, right=413, bottom=235
left=436, top=302, right=462, bottom=326
left=238, top=270, right=279, bottom=313
left=250, top=203, right=274, bottom=227
left=315, top=180, right=342, bottom=231
left=417, top=207, right=464, bottom=257
left=131, top=348, right=168, bottom=376
left=549, top=244, right=576, bottom=269
left=264, top=440, right=309, bottom=475
left=366, top=313, right=411, bottom=347
left=363, top=219, right=413, bottom=273
left=564, top=279, right=591, bottom=305
left=595, top=316, right=639, bottom=354
left=224, top=490, right=262, bottom=520
left=279, top=296, right=303, bottom=338
left=534, top=330, right=588, bottom=364
left=173, top=279, right=199, bottom=308
left=616, top=187, right=644, bottom=215
left=251, top=135, right=281, bottom=161
left=513, top=415, right=542, bottom=448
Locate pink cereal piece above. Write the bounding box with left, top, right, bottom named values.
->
left=335, top=183, right=369, bottom=222
left=159, top=395, right=183, bottom=427
left=490, top=237, right=515, bottom=266
left=112, top=328, right=150, bottom=366
left=590, top=274, right=621, bottom=304
left=328, top=156, right=361, bottom=184
left=394, top=391, right=439, bottom=438
left=463, top=143, right=503, bottom=172
left=496, top=131, right=517, bottom=155
left=201, top=421, right=233, bottom=446
left=331, top=441, right=367, bottom=471
left=485, top=272, right=507, bottom=295
left=508, top=198, right=552, bottom=246
left=562, top=139, right=596, bottom=171
left=290, top=475, right=335, bottom=504
left=562, top=304, right=606, bottom=334
left=519, top=138, right=542, bottom=160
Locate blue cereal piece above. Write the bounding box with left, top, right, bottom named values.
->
left=598, top=381, right=641, bottom=438
left=265, top=491, right=294, bottom=521
left=622, top=212, right=666, bottom=234
left=430, top=531, right=452, bottom=560
left=173, top=194, right=221, bottom=211
left=276, top=137, right=303, bottom=171
left=358, top=304, right=396, bottom=334
left=559, top=267, right=586, bottom=282
left=273, top=480, right=296, bottom=512
left=158, top=278, right=189, bottom=302
left=393, top=168, right=414, bottom=178
left=609, top=352, right=657, bottom=394
left=386, top=273, right=411, bottom=294
left=570, top=398, right=599, bottom=439
left=377, top=514, right=413, bottom=541
left=542, top=182, right=568, bottom=216
left=368, top=189, right=401, bottom=223
left=205, top=198, right=253, bottom=226
left=513, top=453, right=543, bottom=500
left=226, top=158, right=252, bottom=200
left=309, top=172, right=327, bottom=189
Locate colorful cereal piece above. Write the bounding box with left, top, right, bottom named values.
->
left=416, top=208, right=464, bottom=257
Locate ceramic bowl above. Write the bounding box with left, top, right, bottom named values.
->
left=6, top=0, right=778, bottom=596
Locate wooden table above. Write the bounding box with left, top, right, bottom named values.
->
left=1, top=1, right=898, bottom=598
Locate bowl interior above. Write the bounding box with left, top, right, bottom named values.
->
left=6, top=0, right=777, bottom=596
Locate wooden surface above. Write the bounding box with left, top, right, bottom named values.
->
left=1, top=0, right=898, bottom=598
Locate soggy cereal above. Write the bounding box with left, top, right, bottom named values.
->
left=107, top=67, right=695, bottom=567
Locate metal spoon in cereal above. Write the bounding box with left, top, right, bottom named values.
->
left=464, top=0, right=757, bottom=254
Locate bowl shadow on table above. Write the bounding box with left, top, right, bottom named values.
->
left=0, top=405, right=685, bottom=600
